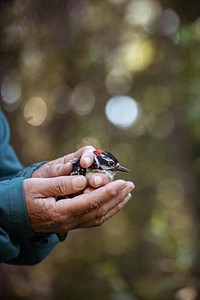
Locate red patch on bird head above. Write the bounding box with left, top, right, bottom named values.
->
left=94, top=149, right=102, bottom=156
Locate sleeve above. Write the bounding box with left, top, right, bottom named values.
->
left=0, top=110, right=59, bottom=265
left=0, top=177, right=59, bottom=265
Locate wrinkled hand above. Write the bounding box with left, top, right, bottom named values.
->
left=32, top=146, right=109, bottom=188
left=23, top=176, right=135, bottom=233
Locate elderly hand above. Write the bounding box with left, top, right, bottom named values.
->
left=32, top=146, right=110, bottom=188
left=23, top=176, right=134, bottom=233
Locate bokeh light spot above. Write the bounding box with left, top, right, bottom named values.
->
left=106, top=68, right=133, bottom=95
left=24, top=97, right=47, bottom=126
left=158, top=9, right=180, bottom=36
left=108, top=40, right=155, bottom=73
left=125, top=0, right=161, bottom=27
left=147, top=9, right=180, bottom=36
left=105, top=96, right=140, bottom=128
left=72, top=83, right=95, bottom=116
left=175, top=287, right=198, bottom=300
left=22, top=48, right=45, bottom=79
left=123, top=40, right=155, bottom=72
left=1, top=72, right=21, bottom=111
left=50, top=85, right=73, bottom=114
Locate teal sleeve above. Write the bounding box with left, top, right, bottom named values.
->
left=16, top=161, right=47, bottom=179
left=0, top=176, right=59, bottom=265
left=0, top=110, right=59, bottom=265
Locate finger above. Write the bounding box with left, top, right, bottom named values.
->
left=62, top=146, right=95, bottom=166
left=32, top=162, right=73, bottom=178
left=52, top=163, right=73, bottom=176
left=71, top=185, right=134, bottom=229
left=88, top=173, right=111, bottom=188
left=56, top=180, right=126, bottom=214
left=99, top=192, right=132, bottom=223
left=26, top=176, right=87, bottom=198
left=34, top=146, right=96, bottom=175
left=79, top=146, right=95, bottom=168
left=83, top=187, right=95, bottom=194
left=57, top=180, right=134, bottom=218
left=78, top=194, right=132, bottom=229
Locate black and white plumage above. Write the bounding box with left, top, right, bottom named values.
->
left=70, top=149, right=129, bottom=180
left=56, top=149, right=129, bottom=241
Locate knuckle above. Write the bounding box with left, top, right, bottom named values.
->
left=57, top=177, right=67, bottom=195
left=84, top=145, right=95, bottom=151
left=95, top=217, right=105, bottom=227
left=90, top=199, right=101, bottom=210
left=97, top=207, right=107, bottom=219
left=63, top=154, right=70, bottom=163
left=46, top=161, right=51, bottom=168
left=94, top=208, right=107, bottom=226
left=106, top=186, right=118, bottom=198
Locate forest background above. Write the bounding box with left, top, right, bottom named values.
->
left=1, top=0, right=200, bottom=299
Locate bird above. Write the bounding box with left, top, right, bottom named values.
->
left=56, top=149, right=129, bottom=241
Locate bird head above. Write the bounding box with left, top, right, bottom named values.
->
left=89, top=149, right=129, bottom=180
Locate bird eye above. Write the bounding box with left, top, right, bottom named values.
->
left=109, top=161, right=115, bottom=167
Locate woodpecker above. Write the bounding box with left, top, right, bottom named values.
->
left=70, top=149, right=129, bottom=180
left=56, top=149, right=129, bottom=241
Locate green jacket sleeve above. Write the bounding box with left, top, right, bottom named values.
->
left=0, top=110, right=59, bottom=265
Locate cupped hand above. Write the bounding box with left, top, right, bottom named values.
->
left=23, top=176, right=135, bottom=234
left=31, top=145, right=110, bottom=188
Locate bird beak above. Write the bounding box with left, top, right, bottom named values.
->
left=116, top=165, right=130, bottom=172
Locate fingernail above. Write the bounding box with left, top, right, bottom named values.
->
left=72, top=176, right=86, bottom=189
left=94, top=175, right=103, bottom=186
left=84, top=156, right=91, bottom=166
left=119, top=182, right=135, bottom=192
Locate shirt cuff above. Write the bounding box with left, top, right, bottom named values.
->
left=16, top=162, right=47, bottom=179
left=1, top=177, right=35, bottom=238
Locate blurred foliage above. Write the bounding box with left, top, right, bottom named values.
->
left=1, top=0, right=200, bottom=299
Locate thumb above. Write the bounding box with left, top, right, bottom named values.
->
left=24, top=176, right=87, bottom=198
left=32, top=162, right=73, bottom=178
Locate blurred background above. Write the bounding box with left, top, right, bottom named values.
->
left=1, top=0, right=200, bottom=299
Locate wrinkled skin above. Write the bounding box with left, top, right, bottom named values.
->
left=24, top=146, right=135, bottom=234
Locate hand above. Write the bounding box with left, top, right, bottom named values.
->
left=32, top=145, right=110, bottom=188
left=23, top=176, right=135, bottom=233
